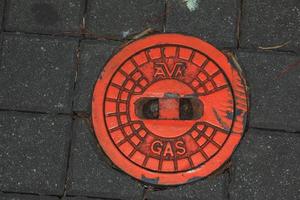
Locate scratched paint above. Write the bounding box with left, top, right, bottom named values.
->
left=185, top=0, right=199, bottom=12
left=122, top=30, right=131, bottom=38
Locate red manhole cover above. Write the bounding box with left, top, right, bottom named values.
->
left=92, top=33, right=248, bottom=185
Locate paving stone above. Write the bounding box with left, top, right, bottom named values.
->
left=0, top=33, right=78, bottom=113
left=166, top=0, right=238, bottom=48
left=0, top=193, right=58, bottom=200
left=86, top=0, right=164, bottom=39
left=145, top=174, right=228, bottom=200
left=63, top=197, right=104, bottom=200
left=236, top=51, right=300, bottom=132
left=66, top=118, right=144, bottom=200
left=73, top=40, right=121, bottom=113
left=0, top=112, right=72, bottom=195
left=0, top=0, right=4, bottom=31
left=240, top=0, right=300, bottom=52
left=5, top=0, right=84, bottom=34
left=229, top=129, right=300, bottom=200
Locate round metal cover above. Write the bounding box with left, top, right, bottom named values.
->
left=92, top=33, right=248, bottom=185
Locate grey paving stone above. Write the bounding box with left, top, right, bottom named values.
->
left=0, top=33, right=78, bottom=113
left=236, top=51, right=300, bottom=132
left=5, top=0, right=84, bottom=34
left=66, top=118, right=144, bottom=200
left=240, top=0, right=300, bottom=52
left=0, top=0, right=4, bottom=30
left=86, top=0, right=164, bottom=39
left=73, top=40, right=121, bottom=113
left=145, top=174, right=228, bottom=200
left=63, top=197, right=104, bottom=200
left=0, top=112, right=72, bottom=195
left=166, top=0, right=238, bottom=48
left=229, top=129, right=300, bottom=200
left=0, top=193, right=58, bottom=200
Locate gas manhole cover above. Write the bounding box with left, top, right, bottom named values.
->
left=92, top=33, right=248, bottom=185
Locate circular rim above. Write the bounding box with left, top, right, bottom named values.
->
left=92, top=33, right=248, bottom=185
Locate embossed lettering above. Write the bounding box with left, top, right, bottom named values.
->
left=150, top=140, right=187, bottom=157
left=154, top=62, right=186, bottom=78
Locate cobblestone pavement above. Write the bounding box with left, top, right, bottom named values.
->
left=0, top=0, right=299, bottom=200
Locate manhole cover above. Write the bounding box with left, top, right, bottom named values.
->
left=92, top=33, right=248, bottom=185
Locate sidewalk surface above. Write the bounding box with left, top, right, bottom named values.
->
left=0, top=0, right=299, bottom=200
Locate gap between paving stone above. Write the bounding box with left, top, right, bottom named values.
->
left=0, top=191, right=60, bottom=199
left=251, top=126, right=300, bottom=135
left=223, top=47, right=298, bottom=55
left=0, top=108, right=74, bottom=116
left=236, top=0, right=244, bottom=49
left=1, top=191, right=123, bottom=200
left=2, top=28, right=154, bottom=43
left=163, top=0, right=167, bottom=32
left=62, top=11, right=85, bottom=197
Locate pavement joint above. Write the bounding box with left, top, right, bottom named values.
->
left=236, top=0, right=243, bottom=49
left=224, top=47, right=298, bottom=55
left=250, top=126, right=300, bottom=135
left=1, top=190, right=61, bottom=199
left=65, top=196, right=121, bottom=200
left=163, top=0, right=167, bottom=32
left=0, top=108, right=73, bottom=116
left=1, top=191, right=122, bottom=200
left=62, top=1, right=87, bottom=195
left=225, top=170, right=231, bottom=200
left=2, top=29, right=123, bottom=42
left=62, top=126, right=74, bottom=198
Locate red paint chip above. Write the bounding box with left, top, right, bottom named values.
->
left=92, top=33, right=248, bottom=186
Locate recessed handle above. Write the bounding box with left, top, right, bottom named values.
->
left=135, top=97, right=203, bottom=120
